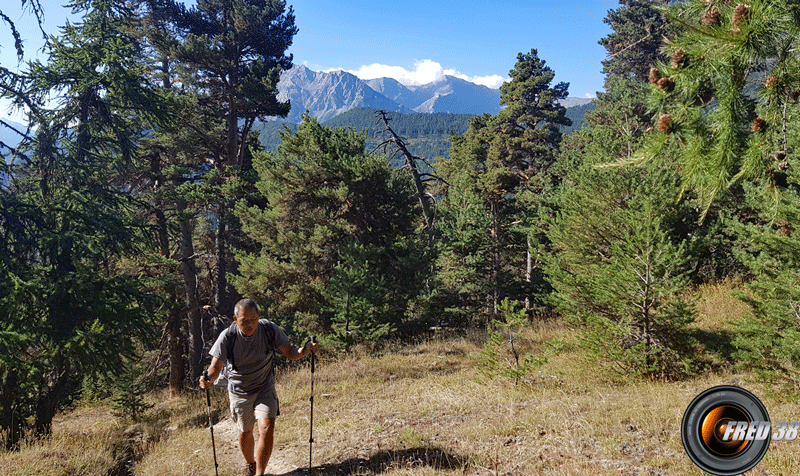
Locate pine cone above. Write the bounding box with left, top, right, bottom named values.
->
left=657, top=113, right=672, bottom=133
left=701, top=8, right=721, bottom=26
left=730, top=4, right=751, bottom=32
left=751, top=117, right=766, bottom=132
left=657, top=77, right=675, bottom=92
left=765, top=76, right=778, bottom=89
left=671, top=48, right=688, bottom=70
left=649, top=67, right=661, bottom=85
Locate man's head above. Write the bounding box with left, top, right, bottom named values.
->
left=233, top=298, right=260, bottom=337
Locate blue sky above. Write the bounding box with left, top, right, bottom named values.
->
left=0, top=0, right=621, bottom=120
left=290, top=0, right=619, bottom=95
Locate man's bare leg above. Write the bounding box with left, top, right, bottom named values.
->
left=239, top=429, right=257, bottom=472
left=255, top=417, right=275, bottom=475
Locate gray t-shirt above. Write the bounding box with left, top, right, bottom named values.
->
left=209, top=319, right=289, bottom=396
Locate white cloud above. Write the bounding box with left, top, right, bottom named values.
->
left=584, top=93, right=597, bottom=99
left=325, top=59, right=507, bottom=89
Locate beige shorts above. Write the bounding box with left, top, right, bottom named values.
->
left=228, top=386, right=279, bottom=432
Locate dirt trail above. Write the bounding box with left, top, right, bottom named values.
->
left=212, top=414, right=304, bottom=476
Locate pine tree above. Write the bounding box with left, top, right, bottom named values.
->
left=599, top=0, right=677, bottom=83
left=438, top=49, right=570, bottom=319
left=546, top=156, right=700, bottom=379
left=0, top=0, right=159, bottom=439
left=636, top=0, right=800, bottom=207
left=629, top=0, right=800, bottom=381
left=131, top=0, right=222, bottom=389
left=430, top=158, right=495, bottom=325
left=233, top=115, right=425, bottom=341
left=730, top=182, right=800, bottom=382
left=164, top=0, right=297, bottom=317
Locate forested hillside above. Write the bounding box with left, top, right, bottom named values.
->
left=255, top=109, right=472, bottom=162
left=256, top=104, right=593, bottom=162
left=2, top=4, right=800, bottom=475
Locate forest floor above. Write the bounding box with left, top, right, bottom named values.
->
left=4, top=282, right=800, bottom=476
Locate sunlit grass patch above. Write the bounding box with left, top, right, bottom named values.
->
left=14, top=293, right=800, bottom=476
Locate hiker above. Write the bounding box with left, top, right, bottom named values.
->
left=199, top=298, right=319, bottom=476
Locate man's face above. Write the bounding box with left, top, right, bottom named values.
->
left=234, top=308, right=259, bottom=337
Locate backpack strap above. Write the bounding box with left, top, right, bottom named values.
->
left=262, top=320, right=277, bottom=380
left=225, top=322, right=239, bottom=371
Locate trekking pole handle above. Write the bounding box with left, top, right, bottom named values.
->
left=203, top=370, right=211, bottom=406
left=307, top=335, right=317, bottom=371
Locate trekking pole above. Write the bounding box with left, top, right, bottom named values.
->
left=203, top=371, right=220, bottom=476
left=307, top=335, right=317, bottom=475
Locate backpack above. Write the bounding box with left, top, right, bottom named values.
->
left=224, top=319, right=277, bottom=375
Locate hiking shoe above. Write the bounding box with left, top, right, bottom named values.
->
left=246, top=462, right=256, bottom=476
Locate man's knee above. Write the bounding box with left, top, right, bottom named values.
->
left=258, top=417, right=275, bottom=434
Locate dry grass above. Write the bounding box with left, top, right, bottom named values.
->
left=0, top=402, right=126, bottom=476
left=0, top=429, right=122, bottom=476
left=693, top=279, right=753, bottom=332
left=6, top=282, right=800, bottom=476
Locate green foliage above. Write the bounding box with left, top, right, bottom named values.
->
left=478, top=298, right=549, bottom=383
left=637, top=0, right=800, bottom=209
left=0, top=0, right=161, bottom=442
left=322, top=243, right=391, bottom=350
left=110, top=360, right=154, bottom=422
left=233, top=115, right=427, bottom=339
left=546, top=154, right=701, bottom=379
left=576, top=18, right=746, bottom=284
left=429, top=177, right=494, bottom=326
left=577, top=76, right=653, bottom=157
left=599, top=0, right=677, bottom=82
left=435, top=49, right=570, bottom=322
left=728, top=162, right=800, bottom=382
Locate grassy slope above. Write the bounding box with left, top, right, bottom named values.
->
left=4, top=282, right=800, bottom=476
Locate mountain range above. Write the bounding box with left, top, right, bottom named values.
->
left=275, top=64, right=592, bottom=123
left=1, top=66, right=596, bottom=164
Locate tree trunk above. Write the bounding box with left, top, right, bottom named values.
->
left=214, top=208, right=231, bottom=317
left=0, top=368, right=20, bottom=448
left=178, top=199, right=203, bottom=381
left=227, top=104, right=238, bottom=167
left=376, top=112, right=435, bottom=239
left=34, top=367, right=74, bottom=436
left=490, top=199, right=500, bottom=318
left=167, top=304, right=185, bottom=397
left=525, top=234, right=532, bottom=311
